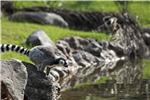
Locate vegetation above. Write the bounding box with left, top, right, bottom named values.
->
left=13, top=1, right=119, bottom=12
left=1, top=17, right=108, bottom=61
left=143, top=60, right=150, bottom=78
left=13, top=1, right=150, bottom=26
left=1, top=1, right=150, bottom=79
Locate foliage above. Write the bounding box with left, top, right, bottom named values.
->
left=143, top=59, right=150, bottom=79
left=128, top=1, right=150, bottom=26
left=1, top=17, right=108, bottom=61
left=1, top=1, right=150, bottom=81
left=12, top=1, right=150, bottom=27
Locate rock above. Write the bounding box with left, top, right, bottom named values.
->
left=142, top=28, right=150, bottom=47
left=10, top=12, right=68, bottom=27
left=108, top=43, right=124, bottom=57
left=1, top=12, right=147, bottom=98
left=83, top=39, right=103, bottom=57
left=142, top=28, right=150, bottom=33
left=26, top=30, right=55, bottom=46
left=72, top=50, right=98, bottom=66
left=1, top=1, right=14, bottom=15
left=1, top=59, right=60, bottom=100
left=63, top=37, right=82, bottom=49
left=62, top=36, right=102, bottom=57
left=142, top=28, right=150, bottom=58
left=24, top=7, right=109, bottom=32
left=1, top=59, right=28, bottom=100
left=55, top=37, right=106, bottom=85
left=11, top=7, right=115, bottom=32
left=22, top=62, right=60, bottom=100
left=56, top=40, right=72, bottom=58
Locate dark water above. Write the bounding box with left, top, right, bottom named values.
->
left=59, top=58, right=150, bottom=100
left=60, top=89, right=116, bottom=100
left=59, top=80, right=150, bottom=100
left=58, top=58, right=150, bottom=100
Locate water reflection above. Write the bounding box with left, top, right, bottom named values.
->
left=59, top=59, right=150, bottom=100
left=57, top=14, right=150, bottom=100
left=60, top=80, right=150, bottom=100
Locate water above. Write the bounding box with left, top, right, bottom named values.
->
left=60, top=89, right=116, bottom=100
left=59, top=79, right=150, bottom=100
left=59, top=58, right=150, bottom=100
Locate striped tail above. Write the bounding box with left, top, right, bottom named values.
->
left=0, top=44, right=30, bottom=56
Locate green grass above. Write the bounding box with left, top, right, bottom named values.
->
left=128, top=1, right=150, bottom=26
left=1, top=17, right=108, bottom=43
left=1, top=1, right=150, bottom=80
left=1, top=17, right=108, bottom=61
left=13, top=1, right=119, bottom=12
left=1, top=16, right=150, bottom=79
left=12, top=1, right=150, bottom=27
left=58, top=1, right=119, bottom=12
left=143, top=59, right=150, bottom=79
left=13, top=1, right=48, bottom=9
left=67, top=76, right=110, bottom=91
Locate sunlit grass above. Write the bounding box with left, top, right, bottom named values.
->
left=143, top=59, right=150, bottom=79
left=1, top=17, right=108, bottom=43
left=13, top=1, right=150, bottom=27
left=128, top=1, right=150, bottom=26
left=1, top=17, right=108, bottom=60
left=1, top=16, right=150, bottom=78
left=13, top=1, right=119, bottom=12
left=1, top=1, right=150, bottom=80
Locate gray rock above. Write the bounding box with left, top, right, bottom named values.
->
left=1, top=59, right=28, bottom=100
left=23, top=62, right=60, bottom=100
left=26, top=30, right=55, bottom=46
left=142, top=28, right=150, bottom=47
left=72, top=50, right=99, bottom=67
left=63, top=37, right=82, bottom=49
left=10, top=12, right=68, bottom=27
left=63, top=36, right=102, bottom=57
left=56, top=40, right=72, bottom=58
left=1, top=1, right=14, bottom=15
left=9, top=6, right=112, bottom=32
left=141, top=28, right=150, bottom=58
left=1, top=59, right=60, bottom=100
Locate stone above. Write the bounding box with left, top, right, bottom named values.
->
left=62, top=37, right=102, bottom=57
left=63, top=37, right=82, bottom=49
left=10, top=7, right=113, bottom=32
left=1, top=59, right=28, bottom=100
left=10, top=12, right=68, bottom=27
left=2, top=9, right=149, bottom=98
left=56, top=40, right=72, bottom=58
left=1, top=59, right=60, bottom=100
left=142, top=28, right=150, bottom=47
left=1, top=1, right=14, bottom=15
left=142, top=28, right=150, bottom=58
left=23, top=62, right=60, bottom=100
left=26, top=30, right=55, bottom=46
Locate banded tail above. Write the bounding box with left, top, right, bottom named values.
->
left=0, top=44, right=30, bottom=56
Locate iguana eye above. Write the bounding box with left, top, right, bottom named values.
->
left=58, top=58, right=68, bottom=67
left=59, top=59, right=65, bottom=65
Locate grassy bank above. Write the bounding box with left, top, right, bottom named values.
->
left=1, top=1, right=150, bottom=80
left=1, top=17, right=150, bottom=79
left=1, top=17, right=108, bottom=61
left=143, top=59, right=150, bottom=78
left=13, top=1, right=150, bottom=26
